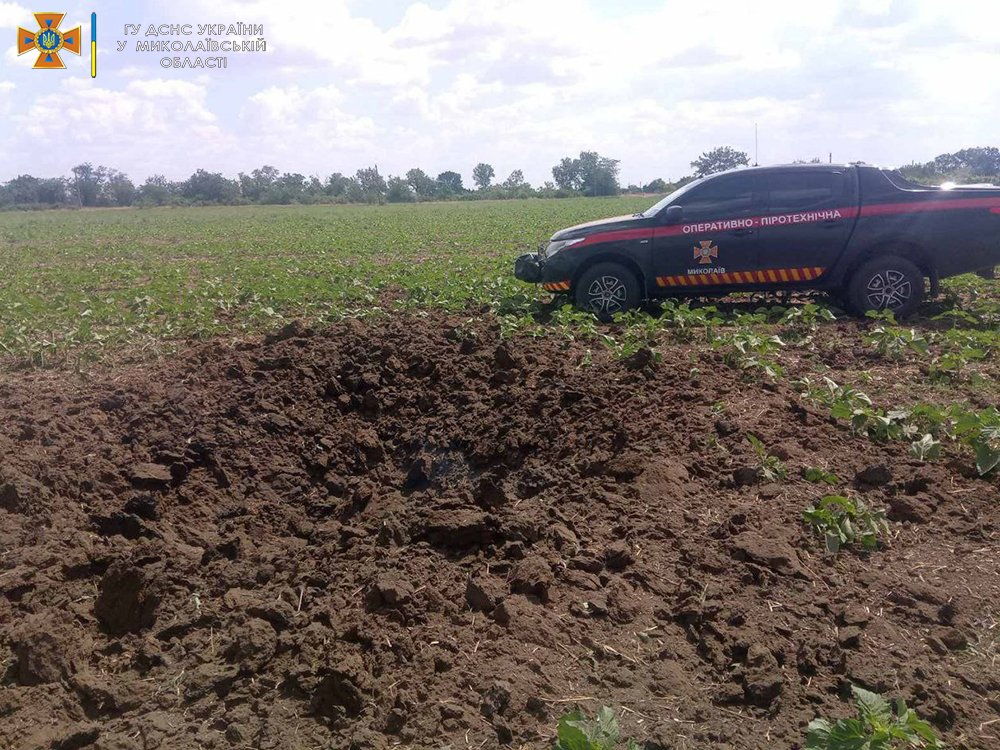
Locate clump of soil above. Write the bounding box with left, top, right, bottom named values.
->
left=0, top=313, right=997, bottom=750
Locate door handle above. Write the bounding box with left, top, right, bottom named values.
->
left=730, top=229, right=754, bottom=237
left=820, top=220, right=841, bottom=228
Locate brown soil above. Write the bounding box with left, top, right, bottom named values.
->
left=1, top=314, right=998, bottom=750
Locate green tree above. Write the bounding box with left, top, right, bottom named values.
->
left=405, top=168, right=437, bottom=199
left=899, top=146, right=1000, bottom=185
left=499, top=169, right=533, bottom=198
left=104, top=170, right=136, bottom=206
left=324, top=172, right=352, bottom=198
left=577, top=151, right=620, bottom=196
left=552, top=157, right=580, bottom=190
left=502, top=169, right=525, bottom=189
left=138, top=174, right=174, bottom=205
left=36, top=178, right=68, bottom=205
left=472, top=162, right=495, bottom=190
left=181, top=169, right=239, bottom=204
left=301, top=175, right=324, bottom=201
left=238, top=165, right=279, bottom=201
left=260, top=172, right=307, bottom=204
left=436, top=170, right=464, bottom=196
left=551, top=151, right=620, bottom=196
left=642, top=178, right=668, bottom=193
left=691, top=146, right=750, bottom=177
left=355, top=166, right=387, bottom=204
left=3, top=175, right=41, bottom=205
left=935, top=147, right=1000, bottom=176
left=71, top=162, right=108, bottom=206
left=386, top=175, right=415, bottom=202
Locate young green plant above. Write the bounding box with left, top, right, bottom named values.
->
left=803, top=495, right=890, bottom=554
left=554, top=707, right=640, bottom=750
left=806, top=684, right=941, bottom=750
left=747, top=433, right=787, bottom=482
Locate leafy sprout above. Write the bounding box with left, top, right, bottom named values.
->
left=747, top=433, right=788, bottom=482
left=805, top=685, right=942, bottom=750
left=803, top=495, right=890, bottom=554
left=554, top=707, right=640, bottom=750
left=804, top=467, right=840, bottom=485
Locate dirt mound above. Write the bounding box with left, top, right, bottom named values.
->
left=1, top=314, right=997, bottom=749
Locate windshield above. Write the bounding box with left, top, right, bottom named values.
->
left=639, top=176, right=708, bottom=217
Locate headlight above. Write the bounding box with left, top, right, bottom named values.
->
left=544, top=236, right=585, bottom=258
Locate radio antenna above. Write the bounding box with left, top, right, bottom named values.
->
left=754, top=123, right=759, bottom=167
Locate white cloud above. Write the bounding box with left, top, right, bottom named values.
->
left=163, top=0, right=437, bottom=85
left=3, top=2, right=42, bottom=67
left=0, top=0, right=999, bottom=183
left=5, top=77, right=230, bottom=177
left=241, top=84, right=376, bottom=141
left=0, top=1, right=28, bottom=26
left=0, top=80, right=13, bottom=117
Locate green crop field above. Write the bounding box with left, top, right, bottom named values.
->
left=1, top=196, right=998, bottom=390
left=0, top=197, right=652, bottom=364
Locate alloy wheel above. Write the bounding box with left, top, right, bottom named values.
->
left=586, top=275, right=627, bottom=314
left=865, top=269, right=912, bottom=310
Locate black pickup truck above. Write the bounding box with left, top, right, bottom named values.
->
left=514, top=164, right=1000, bottom=317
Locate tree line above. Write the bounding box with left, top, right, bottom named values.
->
left=0, top=151, right=632, bottom=210
left=0, top=147, right=736, bottom=210
left=896, top=146, right=1000, bottom=185
left=2, top=145, right=995, bottom=210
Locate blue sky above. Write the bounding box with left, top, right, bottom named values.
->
left=2, top=0, right=999, bottom=187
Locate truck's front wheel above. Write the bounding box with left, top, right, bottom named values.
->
left=847, top=255, right=924, bottom=317
left=575, top=263, right=641, bottom=320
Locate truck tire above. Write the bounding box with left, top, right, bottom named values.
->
left=575, top=263, right=641, bottom=320
left=847, top=255, right=924, bottom=317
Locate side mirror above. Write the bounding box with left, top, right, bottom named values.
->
left=662, top=205, right=684, bottom=224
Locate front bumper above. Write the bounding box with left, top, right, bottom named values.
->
left=514, top=251, right=574, bottom=293
left=514, top=252, right=544, bottom=283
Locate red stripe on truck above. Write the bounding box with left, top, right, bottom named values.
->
left=860, top=196, right=1000, bottom=217
left=571, top=228, right=653, bottom=248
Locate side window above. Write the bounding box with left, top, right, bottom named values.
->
left=680, top=175, right=756, bottom=221
left=766, top=171, right=844, bottom=213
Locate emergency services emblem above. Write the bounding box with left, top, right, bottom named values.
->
left=17, top=12, right=82, bottom=69
left=693, top=240, right=719, bottom=264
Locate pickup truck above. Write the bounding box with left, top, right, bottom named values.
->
left=513, top=164, right=1000, bottom=317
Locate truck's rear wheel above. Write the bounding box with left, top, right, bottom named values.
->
left=847, top=255, right=923, bottom=317
left=575, top=263, right=641, bottom=320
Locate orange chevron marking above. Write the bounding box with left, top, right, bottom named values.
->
left=660, top=267, right=828, bottom=288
